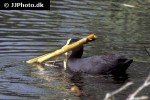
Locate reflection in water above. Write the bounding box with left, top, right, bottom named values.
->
left=0, top=0, right=150, bottom=99
left=68, top=71, right=129, bottom=98
left=30, top=62, right=130, bottom=99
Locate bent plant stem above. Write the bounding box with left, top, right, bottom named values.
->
left=104, top=82, right=133, bottom=100
left=127, top=73, right=150, bottom=100
left=144, top=46, right=150, bottom=56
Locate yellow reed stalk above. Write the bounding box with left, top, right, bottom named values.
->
left=26, top=34, right=96, bottom=64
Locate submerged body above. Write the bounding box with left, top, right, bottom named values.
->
left=66, top=39, right=133, bottom=76
left=68, top=55, right=133, bottom=75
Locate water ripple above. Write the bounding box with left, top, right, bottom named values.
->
left=0, top=0, right=150, bottom=99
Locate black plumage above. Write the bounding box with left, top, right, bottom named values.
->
left=67, top=39, right=133, bottom=76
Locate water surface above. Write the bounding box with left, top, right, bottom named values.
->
left=0, top=0, right=150, bottom=99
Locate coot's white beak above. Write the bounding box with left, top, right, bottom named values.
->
left=64, top=52, right=68, bottom=70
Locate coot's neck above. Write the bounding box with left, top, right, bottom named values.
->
left=69, top=45, right=84, bottom=59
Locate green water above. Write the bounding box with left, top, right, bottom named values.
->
left=0, top=0, right=150, bottom=99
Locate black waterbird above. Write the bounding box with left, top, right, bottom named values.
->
left=66, top=39, right=133, bottom=76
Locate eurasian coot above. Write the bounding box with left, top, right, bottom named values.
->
left=67, top=39, right=133, bottom=76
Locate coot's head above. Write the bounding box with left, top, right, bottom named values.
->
left=68, top=39, right=84, bottom=58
